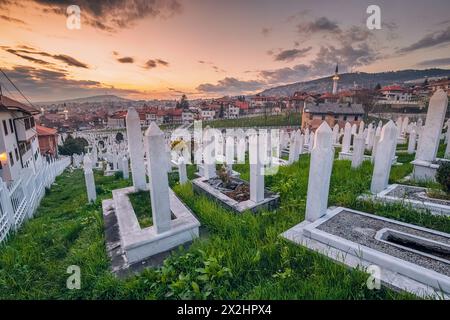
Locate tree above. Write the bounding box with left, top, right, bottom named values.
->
left=115, top=132, right=124, bottom=143
left=59, top=135, right=88, bottom=156
left=219, top=104, right=225, bottom=118
left=374, top=83, right=381, bottom=91
left=177, top=94, right=189, bottom=109
left=422, top=78, right=429, bottom=87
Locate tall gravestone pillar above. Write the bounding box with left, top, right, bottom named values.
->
left=145, top=122, right=171, bottom=234
left=371, top=121, right=397, bottom=194
left=305, top=122, right=334, bottom=222
left=83, top=155, right=97, bottom=203
left=341, top=122, right=352, bottom=153
left=126, top=108, right=147, bottom=190
left=249, top=130, right=264, bottom=203
left=351, top=132, right=365, bottom=168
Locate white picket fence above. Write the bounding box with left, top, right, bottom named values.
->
left=0, top=157, right=71, bottom=243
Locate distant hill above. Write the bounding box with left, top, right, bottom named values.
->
left=36, top=94, right=131, bottom=105
left=259, top=68, right=450, bottom=97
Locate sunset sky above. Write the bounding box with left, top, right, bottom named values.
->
left=0, top=0, right=450, bottom=102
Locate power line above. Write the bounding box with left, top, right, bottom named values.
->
left=0, top=68, right=36, bottom=109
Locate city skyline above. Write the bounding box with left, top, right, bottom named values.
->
left=1, top=0, right=450, bottom=102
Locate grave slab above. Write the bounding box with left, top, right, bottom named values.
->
left=282, top=206, right=450, bottom=298
left=192, top=176, right=279, bottom=213
left=104, top=186, right=200, bottom=264
left=362, top=184, right=450, bottom=216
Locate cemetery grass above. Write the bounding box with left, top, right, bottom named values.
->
left=1, top=158, right=449, bottom=299
left=129, top=191, right=153, bottom=228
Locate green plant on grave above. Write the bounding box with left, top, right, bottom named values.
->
left=218, top=164, right=232, bottom=187
left=436, top=161, right=450, bottom=194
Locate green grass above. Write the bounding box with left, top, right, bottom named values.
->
left=1, top=153, right=449, bottom=300
left=203, top=113, right=301, bottom=128
left=128, top=191, right=153, bottom=228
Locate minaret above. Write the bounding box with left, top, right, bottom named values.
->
left=332, top=64, right=339, bottom=95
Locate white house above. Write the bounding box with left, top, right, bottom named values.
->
left=378, top=85, right=413, bottom=103
left=0, top=95, right=42, bottom=182
left=201, top=109, right=215, bottom=121
left=225, top=105, right=240, bottom=119
left=182, top=110, right=195, bottom=123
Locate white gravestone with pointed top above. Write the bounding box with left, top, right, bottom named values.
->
left=203, top=128, right=217, bottom=179
left=407, top=129, right=417, bottom=155
left=83, top=155, right=97, bottom=203
left=351, top=132, right=365, bottom=169
left=122, top=156, right=129, bottom=179
left=413, top=90, right=448, bottom=180
left=126, top=108, right=147, bottom=190
left=305, top=122, right=334, bottom=222
left=371, top=121, right=397, bottom=194
left=342, top=122, right=352, bottom=153
left=145, top=122, right=171, bottom=234
left=178, top=156, right=188, bottom=184
left=249, top=130, right=264, bottom=203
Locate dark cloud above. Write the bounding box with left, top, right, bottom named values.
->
left=260, top=42, right=379, bottom=85
left=52, top=54, right=89, bottom=68
left=259, top=64, right=310, bottom=84
left=398, top=26, right=450, bottom=53
left=3, top=46, right=89, bottom=68
left=273, top=47, right=312, bottom=62
left=0, top=65, right=139, bottom=101
left=338, top=26, right=371, bottom=43
left=0, top=14, right=26, bottom=24
left=261, top=27, right=271, bottom=37
left=155, top=59, right=169, bottom=66
left=144, top=58, right=169, bottom=69
left=117, top=56, right=135, bottom=63
left=5, top=49, right=53, bottom=66
left=297, top=17, right=340, bottom=34
left=196, top=77, right=264, bottom=94
left=417, top=57, right=450, bottom=67
left=24, top=0, right=183, bottom=32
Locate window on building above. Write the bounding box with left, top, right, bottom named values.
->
left=9, top=119, right=14, bottom=133
left=321, top=115, right=326, bottom=120
left=343, top=115, right=347, bottom=121
left=354, top=116, right=358, bottom=121
left=15, top=148, right=19, bottom=161
left=2, top=120, right=8, bottom=135
left=309, top=113, right=313, bottom=120
left=30, top=117, right=35, bottom=128
left=9, top=152, right=14, bottom=166
left=24, top=118, right=31, bottom=130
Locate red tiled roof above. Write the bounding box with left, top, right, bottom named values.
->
left=0, top=95, right=40, bottom=115
left=235, top=101, right=249, bottom=110
left=380, top=85, right=406, bottom=92
left=36, top=125, right=57, bottom=136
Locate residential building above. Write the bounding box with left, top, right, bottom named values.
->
left=36, top=125, right=58, bottom=158
left=302, top=102, right=364, bottom=130
left=0, top=95, right=41, bottom=182
left=107, top=111, right=127, bottom=128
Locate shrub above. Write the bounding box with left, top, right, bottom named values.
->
left=436, top=161, right=450, bottom=193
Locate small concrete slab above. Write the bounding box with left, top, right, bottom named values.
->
left=102, top=199, right=205, bottom=278
left=192, top=176, right=279, bottom=213
left=362, top=184, right=450, bottom=216
left=412, top=158, right=450, bottom=182
left=282, top=206, right=450, bottom=298
left=104, top=186, right=200, bottom=265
